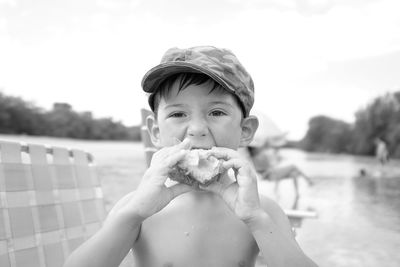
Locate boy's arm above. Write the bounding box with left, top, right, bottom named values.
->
left=64, top=139, right=193, bottom=267
left=205, top=147, right=318, bottom=267
left=63, top=202, right=142, bottom=267
left=247, top=197, right=318, bottom=267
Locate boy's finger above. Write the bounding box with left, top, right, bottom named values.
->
left=166, top=149, right=189, bottom=168
left=173, top=138, right=191, bottom=151
left=222, top=159, right=242, bottom=170
left=222, top=159, right=256, bottom=185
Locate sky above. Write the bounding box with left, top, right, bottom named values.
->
left=0, top=0, right=400, bottom=140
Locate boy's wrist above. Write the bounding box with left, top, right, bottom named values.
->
left=106, top=208, right=145, bottom=232
left=243, top=209, right=272, bottom=232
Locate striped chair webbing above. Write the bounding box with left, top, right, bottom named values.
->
left=0, top=141, right=106, bottom=267
left=140, top=109, right=157, bottom=167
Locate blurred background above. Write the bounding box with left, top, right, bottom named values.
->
left=1, top=0, right=400, bottom=266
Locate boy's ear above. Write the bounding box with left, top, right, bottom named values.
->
left=146, top=114, right=162, bottom=148
left=240, top=115, right=259, bottom=147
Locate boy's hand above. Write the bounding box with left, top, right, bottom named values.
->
left=110, top=139, right=193, bottom=222
left=202, top=147, right=263, bottom=223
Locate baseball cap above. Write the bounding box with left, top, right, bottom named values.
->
left=141, top=46, right=255, bottom=117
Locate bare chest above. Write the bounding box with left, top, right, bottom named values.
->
left=132, top=192, right=259, bottom=267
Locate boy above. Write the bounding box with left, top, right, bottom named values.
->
left=64, top=46, right=317, bottom=267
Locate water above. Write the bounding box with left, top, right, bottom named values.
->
left=276, top=149, right=400, bottom=267
left=1, top=135, right=399, bottom=266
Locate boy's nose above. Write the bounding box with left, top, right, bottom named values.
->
left=187, top=117, right=208, bottom=137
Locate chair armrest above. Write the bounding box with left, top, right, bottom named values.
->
left=284, top=209, right=318, bottom=229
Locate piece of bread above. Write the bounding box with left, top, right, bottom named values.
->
left=168, top=149, right=223, bottom=186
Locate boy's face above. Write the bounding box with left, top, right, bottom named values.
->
left=148, top=79, right=258, bottom=150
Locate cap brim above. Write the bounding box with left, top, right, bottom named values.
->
left=141, top=61, right=233, bottom=95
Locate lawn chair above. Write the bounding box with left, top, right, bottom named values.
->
left=0, top=140, right=106, bottom=267
left=140, top=109, right=317, bottom=230
left=140, top=108, right=157, bottom=167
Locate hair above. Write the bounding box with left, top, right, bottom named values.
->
left=150, top=72, right=245, bottom=117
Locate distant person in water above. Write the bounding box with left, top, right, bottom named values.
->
left=359, top=168, right=368, bottom=177
left=246, top=145, right=314, bottom=201
left=374, top=137, right=389, bottom=167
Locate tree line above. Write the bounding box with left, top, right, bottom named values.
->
left=298, top=90, right=400, bottom=159
left=1, top=90, right=399, bottom=158
left=0, top=92, right=141, bottom=140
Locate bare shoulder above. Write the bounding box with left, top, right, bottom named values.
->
left=259, top=194, right=295, bottom=239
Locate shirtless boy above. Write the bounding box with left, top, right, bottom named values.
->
left=64, top=46, right=317, bottom=267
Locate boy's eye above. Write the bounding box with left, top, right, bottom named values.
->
left=169, top=112, right=186, bottom=118
left=209, top=110, right=226, bottom=116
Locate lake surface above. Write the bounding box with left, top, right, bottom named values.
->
left=277, top=149, right=400, bottom=267
left=1, top=135, right=399, bottom=267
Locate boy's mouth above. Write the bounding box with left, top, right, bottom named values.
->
left=191, top=146, right=211, bottom=150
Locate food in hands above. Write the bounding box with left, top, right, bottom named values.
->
left=169, top=149, right=223, bottom=186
